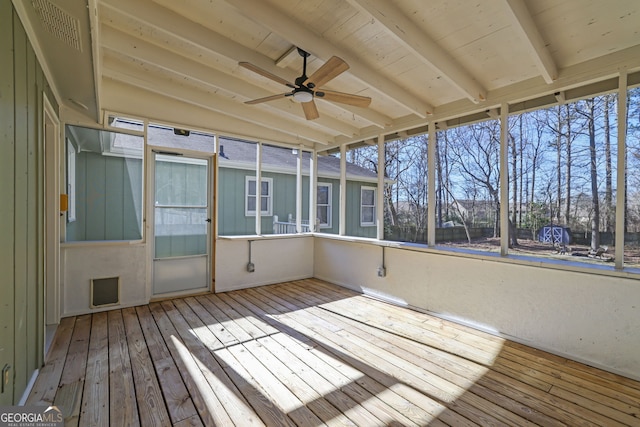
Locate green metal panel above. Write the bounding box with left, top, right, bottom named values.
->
left=0, top=2, right=16, bottom=406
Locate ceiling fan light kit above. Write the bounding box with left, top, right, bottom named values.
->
left=292, top=90, right=313, bottom=103
left=241, top=47, right=371, bottom=120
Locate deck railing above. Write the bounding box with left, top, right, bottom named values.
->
left=273, top=214, right=313, bottom=234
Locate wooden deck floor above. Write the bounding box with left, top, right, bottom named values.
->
left=28, top=279, right=640, bottom=426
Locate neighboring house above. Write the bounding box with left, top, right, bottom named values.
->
left=216, top=137, right=381, bottom=238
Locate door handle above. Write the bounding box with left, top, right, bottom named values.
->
left=205, top=218, right=211, bottom=223
left=1, top=364, right=10, bottom=394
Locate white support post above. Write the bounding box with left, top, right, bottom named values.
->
left=377, top=134, right=385, bottom=240
left=339, top=144, right=347, bottom=236
left=615, top=70, right=628, bottom=270
left=427, top=121, right=436, bottom=247
left=296, top=146, right=303, bottom=233
left=500, top=103, right=510, bottom=256
left=213, top=135, right=219, bottom=240
left=255, top=142, right=262, bottom=235
left=309, top=149, right=317, bottom=231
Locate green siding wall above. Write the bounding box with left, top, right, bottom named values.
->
left=218, top=168, right=254, bottom=235
left=66, top=151, right=143, bottom=241
left=0, top=3, right=58, bottom=405
left=346, top=180, right=377, bottom=238
left=219, top=169, right=312, bottom=235
left=314, top=178, right=376, bottom=238
left=217, top=169, right=375, bottom=237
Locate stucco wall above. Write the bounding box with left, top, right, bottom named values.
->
left=61, top=243, right=148, bottom=316
left=215, top=235, right=314, bottom=291
left=313, top=236, right=640, bottom=381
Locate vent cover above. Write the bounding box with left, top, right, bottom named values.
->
left=31, top=0, right=82, bottom=52
left=91, top=277, right=120, bottom=308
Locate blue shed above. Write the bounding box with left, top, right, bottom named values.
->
left=538, top=225, right=571, bottom=245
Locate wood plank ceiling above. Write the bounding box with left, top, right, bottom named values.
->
left=20, top=0, right=640, bottom=150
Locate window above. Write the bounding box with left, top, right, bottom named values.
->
left=317, top=183, right=332, bottom=228
left=246, top=176, right=273, bottom=216
left=361, top=186, right=376, bottom=226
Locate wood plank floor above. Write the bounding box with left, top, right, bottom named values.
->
left=28, top=279, right=640, bottom=426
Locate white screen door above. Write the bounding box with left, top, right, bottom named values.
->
left=152, top=153, right=211, bottom=295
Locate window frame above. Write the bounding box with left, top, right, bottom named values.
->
left=317, top=182, right=332, bottom=228
left=360, top=186, right=376, bottom=226
left=66, top=138, right=77, bottom=223
left=245, top=176, right=273, bottom=217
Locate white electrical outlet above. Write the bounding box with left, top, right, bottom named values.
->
left=377, top=266, right=386, bottom=277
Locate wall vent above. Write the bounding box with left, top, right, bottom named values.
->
left=91, top=277, right=120, bottom=308
left=31, top=0, right=82, bottom=52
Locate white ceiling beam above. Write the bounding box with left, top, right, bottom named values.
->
left=357, top=45, right=640, bottom=146
left=503, top=0, right=558, bottom=84
left=220, top=0, right=433, bottom=118
left=276, top=46, right=299, bottom=69
left=101, top=0, right=390, bottom=128
left=150, top=0, right=393, bottom=129
left=102, top=52, right=334, bottom=145
left=347, top=0, right=487, bottom=104
left=102, top=78, right=318, bottom=148
left=486, top=108, right=499, bottom=119
left=102, top=0, right=275, bottom=74
left=101, top=25, right=360, bottom=137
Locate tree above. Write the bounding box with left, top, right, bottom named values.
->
left=580, top=98, right=601, bottom=250
left=445, top=121, right=516, bottom=243
left=602, top=94, right=615, bottom=232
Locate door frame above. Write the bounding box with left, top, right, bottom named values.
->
left=146, top=145, right=216, bottom=299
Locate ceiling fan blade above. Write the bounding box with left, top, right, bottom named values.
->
left=305, top=56, right=349, bottom=88
left=245, top=93, right=289, bottom=105
left=316, top=90, right=371, bottom=108
left=301, top=100, right=319, bottom=120
left=239, top=62, right=294, bottom=88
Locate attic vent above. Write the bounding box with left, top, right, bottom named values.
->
left=31, top=0, right=82, bottom=52
left=91, top=277, right=120, bottom=308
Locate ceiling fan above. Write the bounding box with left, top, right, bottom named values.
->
left=240, top=48, right=371, bottom=120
